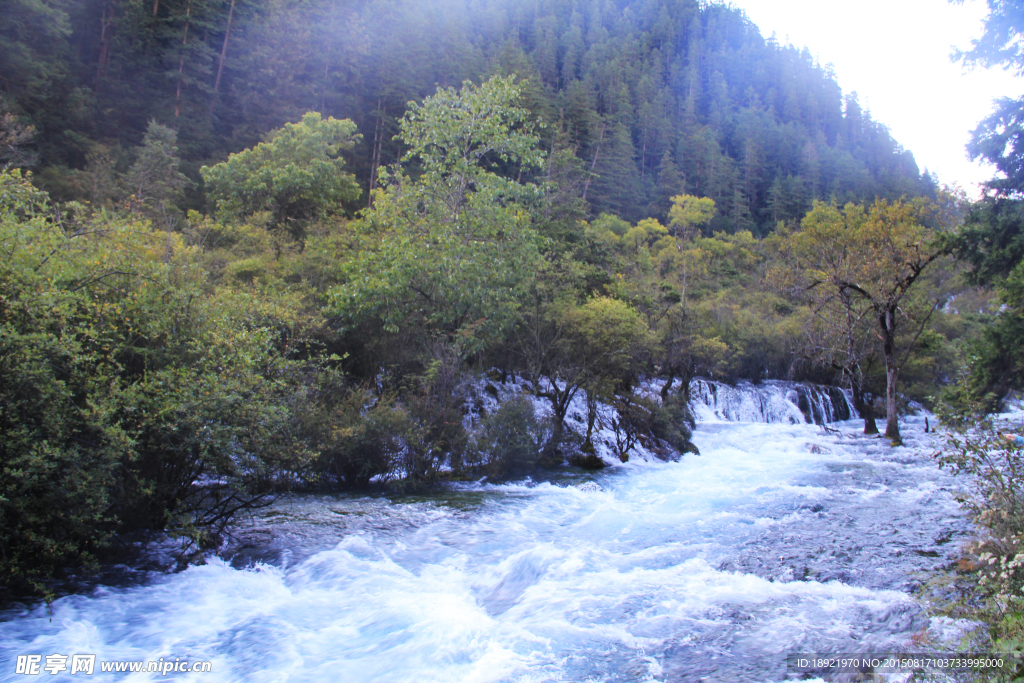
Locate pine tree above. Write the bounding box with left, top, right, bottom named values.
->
left=123, top=120, right=191, bottom=228
left=648, top=151, right=683, bottom=220
left=589, top=119, right=644, bottom=221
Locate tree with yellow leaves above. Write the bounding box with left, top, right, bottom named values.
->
left=669, top=194, right=716, bottom=236
left=779, top=199, right=945, bottom=443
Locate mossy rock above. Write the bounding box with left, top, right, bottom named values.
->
left=569, top=446, right=606, bottom=470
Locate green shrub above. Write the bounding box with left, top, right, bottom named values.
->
left=303, top=347, right=477, bottom=491
left=651, top=395, right=699, bottom=456
left=0, top=170, right=308, bottom=594
left=605, top=394, right=698, bottom=462
left=400, top=345, right=472, bottom=485
left=306, top=386, right=415, bottom=488
left=0, top=329, right=122, bottom=596
left=931, top=394, right=1024, bottom=657
left=473, top=396, right=547, bottom=477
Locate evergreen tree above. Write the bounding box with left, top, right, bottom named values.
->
left=647, top=151, right=683, bottom=221
left=123, top=120, right=191, bottom=228
left=2, top=0, right=934, bottom=232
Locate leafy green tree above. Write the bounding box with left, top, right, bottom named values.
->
left=72, top=142, right=121, bottom=209
left=506, top=257, right=586, bottom=454
left=648, top=151, right=683, bottom=220
left=0, top=170, right=121, bottom=594
left=201, top=112, right=361, bottom=232
left=965, top=96, right=1024, bottom=195
left=653, top=194, right=720, bottom=393
left=536, top=141, right=591, bottom=244
left=0, top=0, right=75, bottom=164
left=556, top=296, right=654, bottom=454
left=328, top=76, right=543, bottom=352
left=588, top=120, right=644, bottom=222
left=514, top=290, right=653, bottom=461
left=939, top=0, right=1024, bottom=407
left=943, top=198, right=1024, bottom=404
left=770, top=243, right=881, bottom=433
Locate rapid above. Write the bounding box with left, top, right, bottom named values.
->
left=0, top=383, right=970, bottom=682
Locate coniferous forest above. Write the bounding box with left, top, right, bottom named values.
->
left=3, top=0, right=935, bottom=229
left=6, top=0, right=1024, bottom=654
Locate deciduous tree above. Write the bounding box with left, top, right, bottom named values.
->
left=328, top=76, right=543, bottom=352
left=201, top=112, right=360, bottom=233
left=779, top=199, right=944, bottom=442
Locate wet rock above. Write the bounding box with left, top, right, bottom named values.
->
left=569, top=452, right=607, bottom=470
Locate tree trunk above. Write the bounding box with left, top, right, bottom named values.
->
left=880, top=306, right=901, bottom=443
left=580, top=121, right=606, bottom=202
left=95, top=1, right=115, bottom=89
left=584, top=390, right=598, bottom=451
left=851, top=380, right=878, bottom=435
left=174, top=0, right=192, bottom=118
left=539, top=380, right=576, bottom=466
left=210, top=0, right=235, bottom=113
left=677, top=369, right=692, bottom=404
left=661, top=372, right=675, bottom=400
left=543, top=418, right=565, bottom=465
left=368, top=95, right=385, bottom=206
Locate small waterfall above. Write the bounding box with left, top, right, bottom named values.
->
left=688, top=379, right=856, bottom=425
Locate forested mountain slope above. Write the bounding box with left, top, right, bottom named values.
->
left=3, top=0, right=934, bottom=232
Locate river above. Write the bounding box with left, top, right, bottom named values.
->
left=0, top=389, right=971, bottom=682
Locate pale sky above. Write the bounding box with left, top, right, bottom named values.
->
left=732, top=0, right=1023, bottom=195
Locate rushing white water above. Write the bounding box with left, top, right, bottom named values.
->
left=0, top=412, right=968, bottom=683
left=688, top=379, right=854, bottom=426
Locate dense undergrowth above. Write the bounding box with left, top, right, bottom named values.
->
left=920, top=408, right=1024, bottom=680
